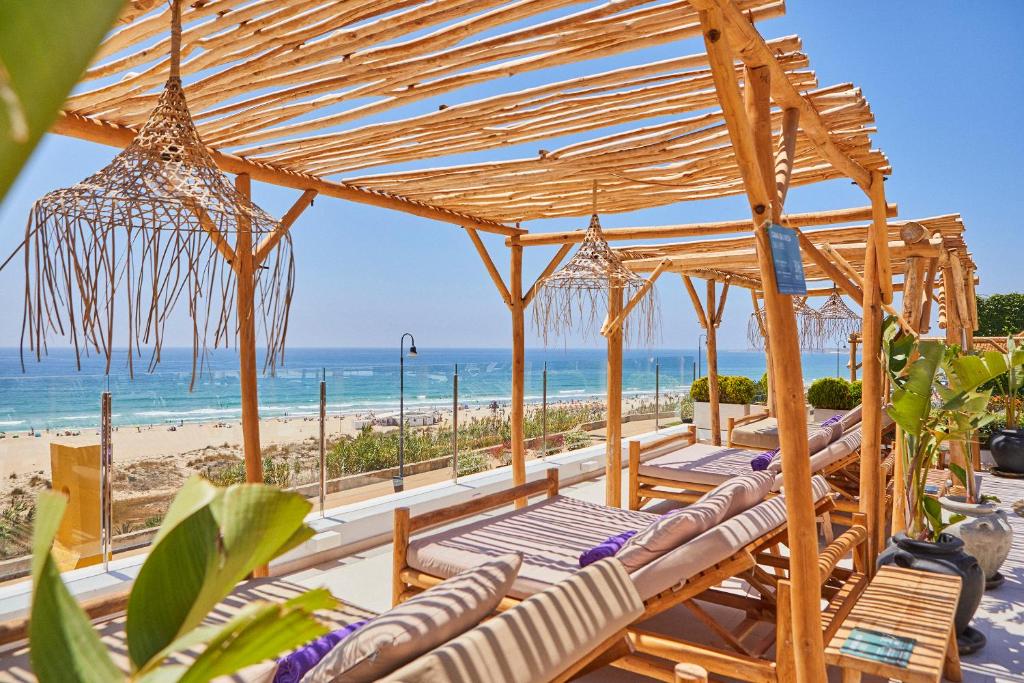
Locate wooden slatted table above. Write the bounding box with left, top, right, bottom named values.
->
left=825, top=565, right=962, bottom=683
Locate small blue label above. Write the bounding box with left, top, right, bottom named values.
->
left=767, top=224, right=807, bottom=295
left=840, top=627, right=916, bottom=668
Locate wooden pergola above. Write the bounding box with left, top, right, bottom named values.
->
left=45, top=1, right=930, bottom=679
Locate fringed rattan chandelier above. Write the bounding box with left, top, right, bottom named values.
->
left=816, top=287, right=861, bottom=344
left=532, top=184, right=657, bottom=346
left=747, top=298, right=826, bottom=351
left=17, top=0, right=293, bottom=384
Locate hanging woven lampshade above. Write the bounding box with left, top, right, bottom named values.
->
left=793, top=296, right=825, bottom=351
left=17, top=0, right=292, bottom=383
left=817, top=287, right=861, bottom=344
left=533, top=188, right=657, bottom=345
left=747, top=305, right=767, bottom=350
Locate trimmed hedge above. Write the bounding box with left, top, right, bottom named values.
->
left=690, top=375, right=757, bottom=405
left=807, top=377, right=853, bottom=410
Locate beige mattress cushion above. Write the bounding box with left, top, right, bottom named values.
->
left=629, top=475, right=832, bottom=600
left=617, top=471, right=774, bottom=572
left=406, top=496, right=659, bottom=599
left=637, top=443, right=762, bottom=486
left=839, top=404, right=863, bottom=432
left=730, top=416, right=780, bottom=450
left=379, top=558, right=643, bottom=683
left=305, top=554, right=521, bottom=682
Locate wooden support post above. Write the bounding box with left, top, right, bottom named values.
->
left=697, top=8, right=827, bottom=681
left=848, top=332, right=859, bottom=382
left=254, top=189, right=316, bottom=264
left=606, top=285, right=624, bottom=507
left=869, top=172, right=894, bottom=305
left=859, top=171, right=888, bottom=565
left=752, top=290, right=775, bottom=415
left=706, top=279, right=722, bottom=446
left=234, top=173, right=265, bottom=577
left=601, top=260, right=669, bottom=336
left=468, top=228, right=513, bottom=308
left=510, top=244, right=527, bottom=507
left=891, top=425, right=907, bottom=535
left=919, top=257, right=938, bottom=334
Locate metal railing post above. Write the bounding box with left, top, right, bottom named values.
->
left=319, top=368, right=326, bottom=516
left=655, top=357, right=660, bottom=431
left=452, top=363, right=459, bottom=481
left=542, top=361, right=548, bottom=459
left=100, top=391, right=112, bottom=572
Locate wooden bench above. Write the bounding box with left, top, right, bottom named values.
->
left=825, top=565, right=962, bottom=683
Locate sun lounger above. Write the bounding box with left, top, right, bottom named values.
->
left=629, top=408, right=894, bottom=523
left=393, top=468, right=870, bottom=682
left=727, top=404, right=863, bottom=450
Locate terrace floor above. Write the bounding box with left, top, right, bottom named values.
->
left=280, top=462, right=1024, bottom=682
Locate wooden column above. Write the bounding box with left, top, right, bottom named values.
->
left=751, top=290, right=776, bottom=415
left=234, top=174, right=263, bottom=487
left=510, top=244, right=527, bottom=507
left=606, top=285, right=624, bottom=507
left=697, top=7, right=826, bottom=681
left=848, top=332, right=859, bottom=382
left=706, top=280, right=722, bottom=445
left=235, top=173, right=265, bottom=577
left=860, top=170, right=888, bottom=563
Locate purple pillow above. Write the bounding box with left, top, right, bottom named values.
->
left=821, top=415, right=842, bottom=427
left=750, top=448, right=780, bottom=471
left=273, top=620, right=368, bottom=683
left=579, top=530, right=636, bottom=567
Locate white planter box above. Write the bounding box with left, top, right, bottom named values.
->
left=694, top=401, right=752, bottom=431
left=811, top=407, right=847, bottom=424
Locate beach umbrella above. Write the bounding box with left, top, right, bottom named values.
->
left=15, top=0, right=292, bottom=385
left=532, top=185, right=657, bottom=345
left=816, top=287, right=861, bottom=344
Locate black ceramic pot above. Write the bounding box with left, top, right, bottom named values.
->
left=990, top=428, right=1024, bottom=474
left=878, top=533, right=986, bottom=654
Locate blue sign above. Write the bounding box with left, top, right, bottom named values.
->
left=767, top=224, right=806, bottom=295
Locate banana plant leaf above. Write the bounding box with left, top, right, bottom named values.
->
left=126, top=477, right=316, bottom=670
left=30, top=492, right=122, bottom=683
left=0, top=0, right=124, bottom=200
left=887, top=340, right=944, bottom=437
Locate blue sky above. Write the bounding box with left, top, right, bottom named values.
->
left=0, top=1, right=1021, bottom=353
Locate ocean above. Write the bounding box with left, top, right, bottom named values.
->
left=0, top=347, right=855, bottom=431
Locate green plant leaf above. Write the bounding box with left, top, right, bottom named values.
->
left=127, top=480, right=314, bottom=671
left=922, top=496, right=946, bottom=541
left=177, top=590, right=337, bottom=683
left=947, top=463, right=967, bottom=489
left=29, top=491, right=122, bottom=683
left=888, top=341, right=944, bottom=437
left=0, top=1, right=125, bottom=200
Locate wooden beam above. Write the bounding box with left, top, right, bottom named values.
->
left=466, top=228, right=512, bottom=309
left=793, top=229, right=864, bottom=307
left=255, top=189, right=317, bottom=264
left=698, top=8, right=826, bottom=680
left=696, top=0, right=874, bottom=191
left=506, top=205, right=898, bottom=247
left=509, top=244, right=526, bottom=507
left=713, top=281, right=730, bottom=326
left=602, top=260, right=670, bottom=336
left=682, top=275, right=709, bottom=329
left=868, top=171, right=894, bottom=304
left=819, top=244, right=913, bottom=333
left=948, top=252, right=972, bottom=338
left=53, top=112, right=523, bottom=237
left=183, top=198, right=236, bottom=265
left=774, top=107, right=800, bottom=219
left=919, top=256, right=938, bottom=334
left=606, top=285, right=624, bottom=507
left=522, top=244, right=571, bottom=308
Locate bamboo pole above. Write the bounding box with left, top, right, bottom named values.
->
left=602, top=259, right=670, bottom=336
left=507, top=204, right=898, bottom=247
left=235, top=173, right=266, bottom=578
left=606, top=285, right=624, bottom=507
left=467, top=228, right=512, bottom=308
left=510, top=244, right=527, bottom=507
left=849, top=332, right=859, bottom=382
left=751, top=289, right=775, bottom=415
left=254, top=189, right=317, bottom=264
left=53, top=112, right=523, bottom=237
left=522, top=243, right=572, bottom=307
left=697, top=9, right=826, bottom=681
left=919, top=257, right=938, bottom=334
left=859, top=172, right=888, bottom=566
left=706, top=279, right=722, bottom=446
left=869, top=172, right=894, bottom=305
left=682, top=275, right=710, bottom=330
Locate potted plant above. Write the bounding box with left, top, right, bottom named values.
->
left=690, top=375, right=756, bottom=431
left=989, top=335, right=1024, bottom=474
left=29, top=477, right=335, bottom=681
left=878, top=317, right=1006, bottom=654
left=806, top=376, right=853, bottom=423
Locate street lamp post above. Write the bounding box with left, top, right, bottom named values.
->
left=396, top=332, right=417, bottom=492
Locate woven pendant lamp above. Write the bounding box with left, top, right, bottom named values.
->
left=17, top=0, right=292, bottom=383
left=749, top=298, right=826, bottom=352
left=817, top=287, right=861, bottom=344
left=532, top=183, right=657, bottom=345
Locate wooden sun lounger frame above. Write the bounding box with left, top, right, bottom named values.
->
left=393, top=468, right=870, bottom=683
left=629, top=424, right=896, bottom=525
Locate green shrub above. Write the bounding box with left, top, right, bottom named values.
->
left=690, top=377, right=709, bottom=402
left=563, top=430, right=592, bottom=451
left=848, top=380, right=863, bottom=407
left=755, top=373, right=769, bottom=403
left=807, top=377, right=852, bottom=410
left=689, top=375, right=756, bottom=404
left=457, top=452, right=491, bottom=477
left=679, top=395, right=694, bottom=422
